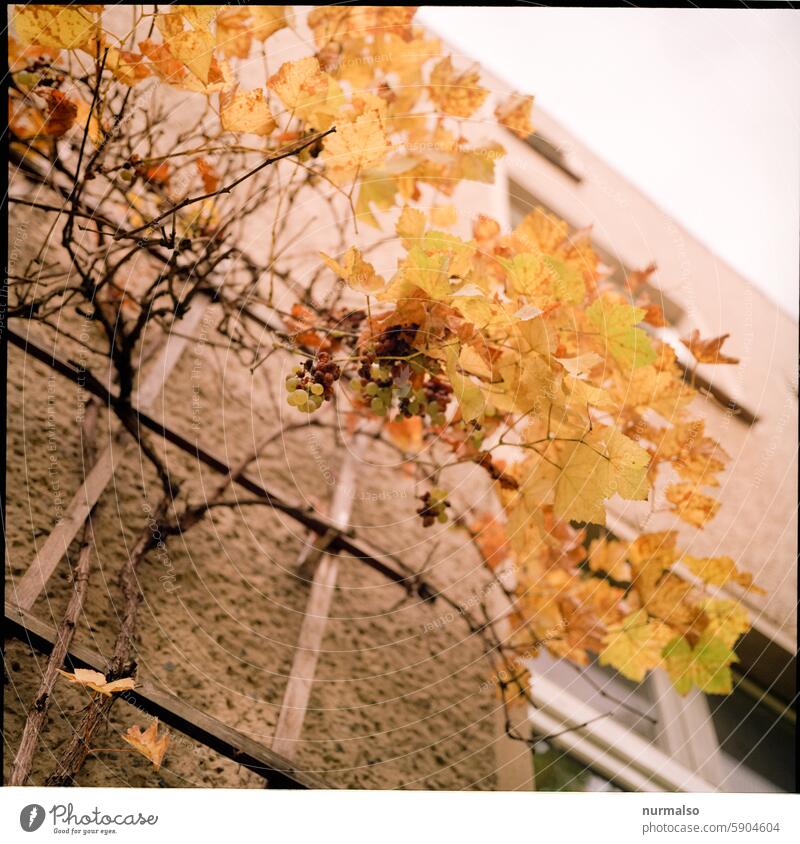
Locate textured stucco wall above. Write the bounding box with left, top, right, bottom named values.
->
left=4, top=202, right=502, bottom=787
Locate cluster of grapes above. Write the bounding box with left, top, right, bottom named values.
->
left=285, top=352, right=341, bottom=413
left=394, top=377, right=451, bottom=426
left=417, top=488, right=451, bottom=527
left=350, top=359, right=395, bottom=416
left=349, top=324, right=456, bottom=425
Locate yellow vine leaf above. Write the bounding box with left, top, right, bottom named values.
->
left=666, top=483, right=720, bottom=528
left=699, top=599, right=751, bottom=649
left=445, top=345, right=486, bottom=423
left=58, top=668, right=136, bottom=697
left=220, top=89, right=275, bottom=136
left=322, top=111, right=391, bottom=184
left=429, top=56, right=488, bottom=118
left=122, top=719, right=170, bottom=770
left=586, top=295, right=657, bottom=370
left=175, top=5, right=219, bottom=31
left=167, top=29, right=216, bottom=84
left=628, top=533, right=675, bottom=571
left=319, top=247, right=385, bottom=293
left=683, top=554, right=764, bottom=593
left=215, top=8, right=254, bottom=59
left=267, top=56, right=343, bottom=130
left=495, top=92, right=535, bottom=138
left=599, top=610, right=673, bottom=682
left=586, top=537, right=631, bottom=582
left=429, top=204, right=457, bottom=228
left=251, top=6, right=289, bottom=42
left=554, top=438, right=610, bottom=525
left=396, top=205, right=426, bottom=246
left=14, top=4, right=99, bottom=51
left=595, top=426, right=651, bottom=501
left=663, top=632, right=737, bottom=695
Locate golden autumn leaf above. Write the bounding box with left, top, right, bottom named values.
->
left=683, top=554, right=764, bottom=593
left=320, top=247, right=385, bottom=293
left=322, top=111, right=391, bottom=184
left=595, top=426, right=650, bottom=502
left=681, top=329, right=739, bottom=365
left=586, top=537, right=631, bottom=582
left=428, top=56, right=488, bottom=118
left=167, top=29, right=216, bottom=84
left=699, top=598, right=750, bottom=649
left=429, top=204, right=457, bottom=228
left=599, top=610, right=674, bottom=682
left=651, top=419, right=727, bottom=487
left=636, top=568, right=700, bottom=631
left=495, top=92, right=534, bottom=138
left=553, top=438, right=610, bottom=525
left=666, top=483, right=720, bottom=528
left=396, top=205, right=426, bottom=245
left=251, top=6, right=289, bottom=42
left=58, top=668, right=136, bottom=696
left=470, top=513, right=511, bottom=570
left=267, top=56, right=343, bottom=130
left=663, top=632, right=737, bottom=695
left=215, top=8, right=254, bottom=59
left=220, top=89, right=275, bottom=136
left=175, top=5, right=219, bottom=31
left=14, top=4, right=99, bottom=51
left=104, top=46, right=152, bottom=87
left=445, top=344, right=486, bottom=423
left=628, top=531, right=679, bottom=569
left=122, top=719, right=170, bottom=770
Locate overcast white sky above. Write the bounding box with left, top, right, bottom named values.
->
left=419, top=7, right=800, bottom=318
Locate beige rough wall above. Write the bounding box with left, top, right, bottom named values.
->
left=4, top=200, right=503, bottom=788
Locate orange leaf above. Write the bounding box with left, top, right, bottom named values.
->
left=384, top=415, right=423, bottom=453
left=41, top=89, right=78, bottom=137
left=681, top=329, right=739, bottom=365
left=470, top=513, right=510, bottom=570
left=122, top=720, right=170, bottom=770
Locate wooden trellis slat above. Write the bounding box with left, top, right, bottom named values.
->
left=271, top=438, right=365, bottom=759
left=4, top=602, right=326, bottom=789
left=12, top=304, right=209, bottom=610
left=7, top=328, right=437, bottom=602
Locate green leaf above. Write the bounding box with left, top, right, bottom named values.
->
left=662, top=633, right=738, bottom=695
left=445, top=345, right=486, bottom=423
left=586, top=295, right=657, bottom=370
left=542, top=255, right=585, bottom=304
left=355, top=171, right=399, bottom=228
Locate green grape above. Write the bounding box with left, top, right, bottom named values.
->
left=310, top=382, right=324, bottom=396
left=365, top=382, right=379, bottom=396
left=285, top=376, right=300, bottom=390
left=370, top=397, right=385, bottom=413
